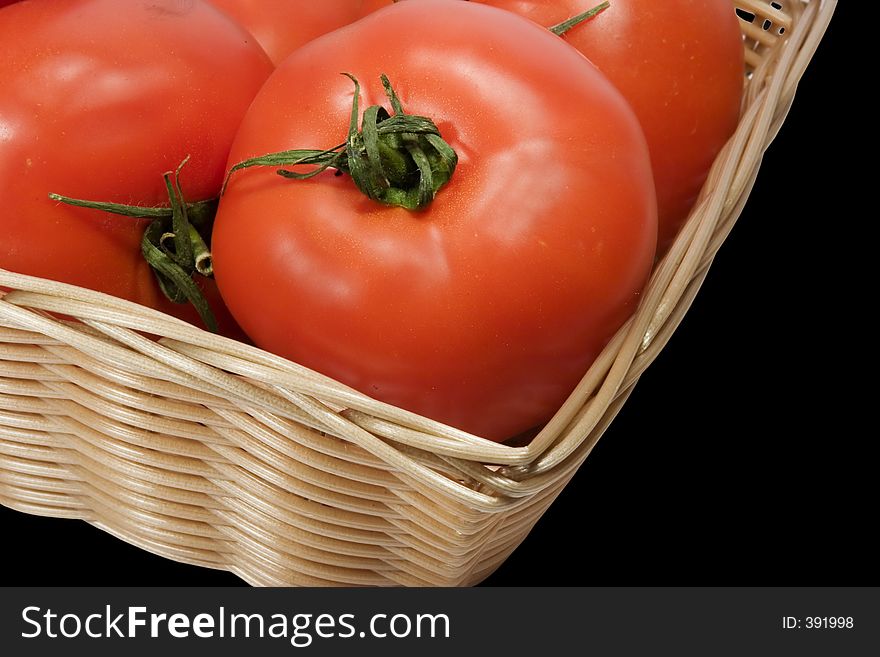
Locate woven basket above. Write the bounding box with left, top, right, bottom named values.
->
left=0, top=0, right=836, bottom=587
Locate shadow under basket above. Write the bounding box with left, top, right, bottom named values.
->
left=0, top=1, right=836, bottom=586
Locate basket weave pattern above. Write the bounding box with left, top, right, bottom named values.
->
left=0, top=1, right=835, bottom=586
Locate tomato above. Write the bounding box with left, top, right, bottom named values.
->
left=475, top=0, right=744, bottom=252
left=356, top=0, right=394, bottom=16
left=205, top=0, right=367, bottom=65
left=0, top=0, right=273, bottom=333
left=213, top=0, right=656, bottom=441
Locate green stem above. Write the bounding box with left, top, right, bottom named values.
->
left=189, top=225, right=214, bottom=277
left=223, top=73, right=458, bottom=212
left=49, top=159, right=219, bottom=332
left=47, top=193, right=217, bottom=223
left=159, top=224, right=213, bottom=276
left=164, top=163, right=193, bottom=271
left=549, top=1, right=610, bottom=36
left=142, top=220, right=218, bottom=333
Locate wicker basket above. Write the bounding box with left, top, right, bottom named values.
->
left=0, top=1, right=836, bottom=586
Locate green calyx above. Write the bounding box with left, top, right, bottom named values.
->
left=224, top=73, right=458, bottom=211
left=48, top=157, right=219, bottom=332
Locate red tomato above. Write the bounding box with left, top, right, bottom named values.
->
left=205, top=0, right=367, bottom=65
left=356, top=0, right=394, bottom=16
left=476, top=0, right=744, bottom=252
left=0, top=0, right=273, bottom=333
left=213, top=0, right=657, bottom=441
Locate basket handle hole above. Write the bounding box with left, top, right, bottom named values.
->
left=736, top=8, right=756, bottom=23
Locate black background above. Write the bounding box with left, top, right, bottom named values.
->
left=2, top=7, right=866, bottom=587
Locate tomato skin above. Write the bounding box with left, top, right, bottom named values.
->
left=476, top=0, right=744, bottom=252
left=205, top=0, right=367, bottom=65
left=213, top=0, right=656, bottom=441
left=0, top=0, right=273, bottom=333
left=356, top=0, right=394, bottom=16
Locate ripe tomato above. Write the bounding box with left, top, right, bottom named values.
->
left=0, top=0, right=273, bottom=332
left=205, top=0, right=367, bottom=65
left=356, top=0, right=394, bottom=17
left=213, top=0, right=656, bottom=441
left=476, top=0, right=744, bottom=252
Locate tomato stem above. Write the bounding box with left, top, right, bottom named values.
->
left=549, top=1, right=610, bottom=36
left=48, top=159, right=219, bottom=332
left=46, top=193, right=217, bottom=226
left=223, top=74, right=458, bottom=211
